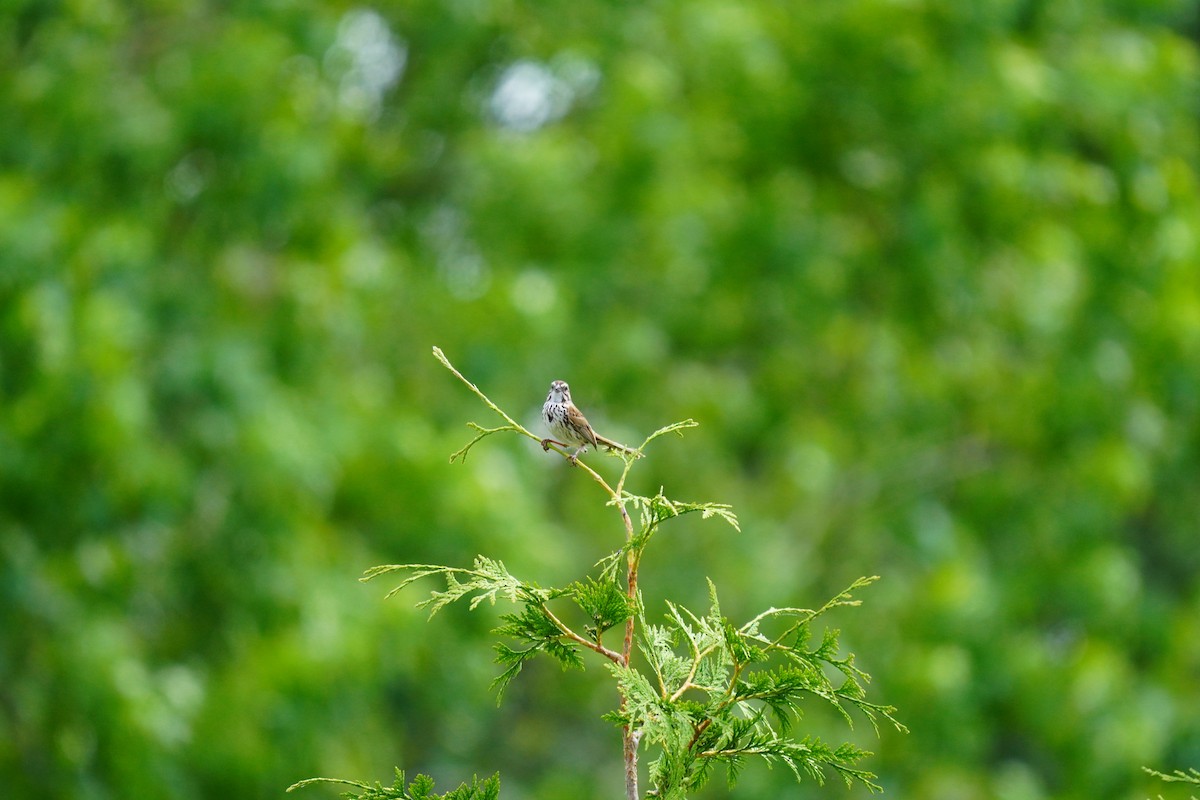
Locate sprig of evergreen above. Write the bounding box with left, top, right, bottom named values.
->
left=597, top=489, right=739, bottom=583
left=363, top=557, right=629, bottom=698
left=363, top=556, right=552, bottom=615
left=1145, top=766, right=1200, bottom=800
left=291, top=347, right=902, bottom=799
left=1145, top=767, right=1200, bottom=785
left=288, top=771, right=498, bottom=800
left=609, top=579, right=904, bottom=797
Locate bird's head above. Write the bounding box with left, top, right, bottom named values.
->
left=547, top=380, right=571, bottom=403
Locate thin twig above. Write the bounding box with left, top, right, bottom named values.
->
left=541, top=604, right=623, bottom=664
left=432, top=346, right=527, bottom=432
left=431, top=346, right=652, bottom=800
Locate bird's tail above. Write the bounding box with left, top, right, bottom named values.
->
left=595, top=434, right=644, bottom=459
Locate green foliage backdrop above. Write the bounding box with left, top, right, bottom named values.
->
left=2, top=1, right=1198, bottom=798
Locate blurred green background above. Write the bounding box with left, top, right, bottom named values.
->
left=3, top=1, right=1199, bottom=798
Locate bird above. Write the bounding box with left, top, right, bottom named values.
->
left=541, top=380, right=641, bottom=464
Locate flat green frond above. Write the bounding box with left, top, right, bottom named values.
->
left=287, top=776, right=381, bottom=795
left=623, top=491, right=740, bottom=539
left=571, top=577, right=634, bottom=636
left=737, top=666, right=816, bottom=703
left=704, top=578, right=722, bottom=621
left=814, top=627, right=843, bottom=662
left=1144, top=766, right=1200, bottom=789
left=606, top=662, right=664, bottom=727
left=640, top=419, right=700, bottom=449
left=491, top=637, right=584, bottom=700
left=546, top=639, right=587, bottom=671
left=675, top=721, right=884, bottom=795
left=407, top=774, right=437, bottom=800
left=594, top=548, right=627, bottom=584
left=288, top=769, right=500, bottom=800
left=448, top=422, right=520, bottom=463
left=364, top=556, right=547, bottom=618
left=720, top=617, right=764, bottom=667
left=642, top=624, right=690, bottom=691
left=699, top=505, right=740, bottom=531
left=834, top=676, right=866, bottom=701
left=635, top=578, right=902, bottom=799
left=664, top=600, right=725, bottom=662
left=442, top=774, right=501, bottom=800
left=822, top=576, right=880, bottom=611
left=490, top=604, right=586, bottom=700
left=739, top=607, right=817, bottom=639
left=490, top=644, right=534, bottom=701
left=495, top=605, right=560, bottom=641
left=854, top=698, right=907, bottom=735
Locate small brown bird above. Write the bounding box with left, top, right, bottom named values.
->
left=541, top=380, right=640, bottom=464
